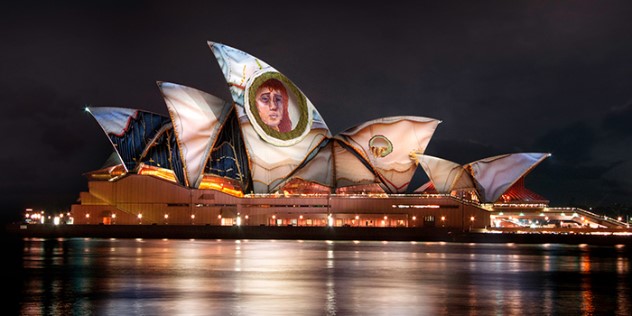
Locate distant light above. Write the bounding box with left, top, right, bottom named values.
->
left=53, top=217, right=60, bottom=225
left=84, top=106, right=91, bottom=113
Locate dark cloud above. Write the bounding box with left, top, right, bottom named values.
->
left=533, top=122, right=597, bottom=164
left=424, top=139, right=500, bottom=165
left=602, top=100, right=632, bottom=137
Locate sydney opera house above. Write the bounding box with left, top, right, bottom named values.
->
left=69, top=42, right=627, bottom=231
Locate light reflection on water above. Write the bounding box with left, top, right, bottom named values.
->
left=9, top=238, right=632, bottom=315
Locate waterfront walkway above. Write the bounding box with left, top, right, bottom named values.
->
left=5, top=224, right=632, bottom=246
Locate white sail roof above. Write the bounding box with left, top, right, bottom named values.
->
left=87, top=107, right=138, bottom=172
left=466, top=153, right=550, bottom=203
left=273, top=139, right=335, bottom=191
left=413, top=154, right=474, bottom=193
left=158, top=82, right=232, bottom=188
left=333, top=140, right=380, bottom=188
left=335, top=116, right=440, bottom=193
left=208, top=41, right=331, bottom=193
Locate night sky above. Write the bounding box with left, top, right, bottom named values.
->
left=2, top=1, right=632, bottom=223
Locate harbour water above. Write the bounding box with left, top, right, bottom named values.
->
left=5, top=237, right=632, bottom=315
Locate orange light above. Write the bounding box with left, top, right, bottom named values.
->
left=137, top=165, right=178, bottom=182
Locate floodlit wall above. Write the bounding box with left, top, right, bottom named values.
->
left=72, top=175, right=492, bottom=229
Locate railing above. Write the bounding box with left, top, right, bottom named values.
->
left=567, top=207, right=628, bottom=228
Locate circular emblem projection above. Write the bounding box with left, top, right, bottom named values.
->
left=369, top=135, right=393, bottom=158
left=245, top=71, right=312, bottom=146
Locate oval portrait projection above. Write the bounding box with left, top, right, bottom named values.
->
left=245, top=71, right=312, bottom=146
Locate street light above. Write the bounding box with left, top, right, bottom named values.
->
left=138, top=213, right=143, bottom=224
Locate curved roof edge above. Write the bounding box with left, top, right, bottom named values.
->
left=466, top=152, right=551, bottom=203
left=157, top=81, right=232, bottom=188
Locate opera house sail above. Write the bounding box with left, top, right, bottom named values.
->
left=209, top=42, right=331, bottom=194
left=69, top=41, right=625, bottom=231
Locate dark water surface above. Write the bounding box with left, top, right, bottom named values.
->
left=5, top=237, right=632, bottom=315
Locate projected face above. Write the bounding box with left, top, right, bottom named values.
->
left=255, top=79, right=291, bottom=132
left=246, top=72, right=312, bottom=146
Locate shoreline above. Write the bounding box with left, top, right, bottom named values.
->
left=5, top=223, right=632, bottom=246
